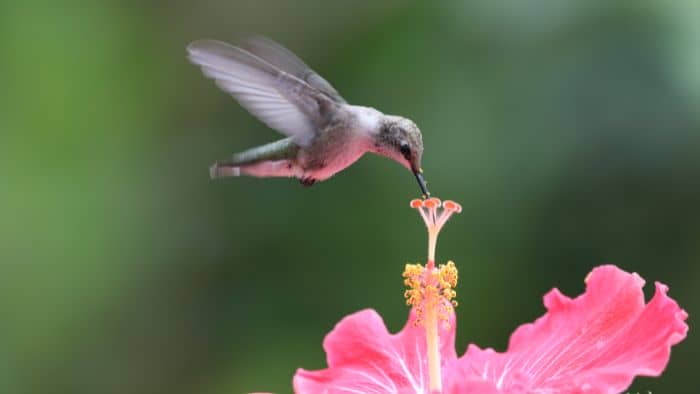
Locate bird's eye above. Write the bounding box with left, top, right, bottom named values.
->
left=399, top=142, right=411, bottom=158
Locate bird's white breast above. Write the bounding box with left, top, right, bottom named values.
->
left=346, top=105, right=383, bottom=136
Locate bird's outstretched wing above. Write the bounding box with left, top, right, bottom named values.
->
left=187, top=39, right=337, bottom=146
left=241, top=36, right=346, bottom=104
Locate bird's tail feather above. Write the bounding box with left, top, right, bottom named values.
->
left=210, top=163, right=241, bottom=179
left=210, top=160, right=300, bottom=179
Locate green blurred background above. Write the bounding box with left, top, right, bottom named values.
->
left=1, top=1, right=698, bottom=393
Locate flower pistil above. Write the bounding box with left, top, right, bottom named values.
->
left=406, top=197, right=462, bottom=393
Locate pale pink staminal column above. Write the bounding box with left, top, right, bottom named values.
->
left=405, top=198, right=462, bottom=393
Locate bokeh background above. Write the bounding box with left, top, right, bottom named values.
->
left=1, top=1, right=698, bottom=393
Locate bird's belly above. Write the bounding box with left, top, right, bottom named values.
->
left=305, top=148, right=366, bottom=181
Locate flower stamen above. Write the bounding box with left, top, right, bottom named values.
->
left=403, top=260, right=459, bottom=326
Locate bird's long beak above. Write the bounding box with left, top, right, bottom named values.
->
left=413, top=168, right=430, bottom=198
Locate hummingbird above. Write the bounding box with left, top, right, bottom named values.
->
left=187, top=36, right=430, bottom=197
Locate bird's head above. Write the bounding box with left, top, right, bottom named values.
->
left=373, top=115, right=430, bottom=197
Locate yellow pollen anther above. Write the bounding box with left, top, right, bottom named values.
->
left=402, top=261, right=459, bottom=325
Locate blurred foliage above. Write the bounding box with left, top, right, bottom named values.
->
left=0, top=1, right=698, bottom=393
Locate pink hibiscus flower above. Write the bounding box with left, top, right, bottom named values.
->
left=294, top=265, right=688, bottom=394
left=293, top=198, right=688, bottom=394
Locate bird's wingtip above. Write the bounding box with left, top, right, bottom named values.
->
left=186, top=39, right=207, bottom=54
left=187, top=39, right=239, bottom=54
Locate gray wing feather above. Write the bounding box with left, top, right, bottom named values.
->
left=187, top=39, right=336, bottom=146
left=242, top=36, right=346, bottom=104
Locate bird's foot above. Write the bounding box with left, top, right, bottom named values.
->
left=299, top=177, right=316, bottom=187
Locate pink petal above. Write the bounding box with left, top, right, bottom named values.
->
left=294, top=307, right=457, bottom=394
left=450, top=265, right=688, bottom=393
